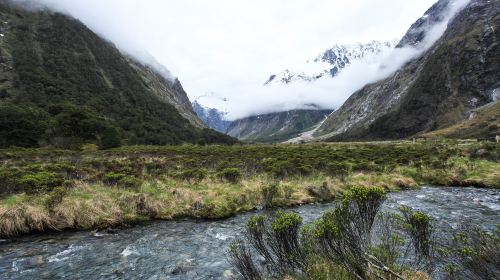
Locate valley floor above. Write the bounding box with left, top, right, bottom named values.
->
left=0, top=141, right=498, bottom=238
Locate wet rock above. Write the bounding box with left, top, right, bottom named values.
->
left=306, top=184, right=333, bottom=201
left=223, top=269, right=235, bottom=278
left=171, top=259, right=194, bottom=275
left=474, top=149, right=488, bottom=157
left=27, top=256, right=44, bottom=267
left=106, top=228, right=119, bottom=234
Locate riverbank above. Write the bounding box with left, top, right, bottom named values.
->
left=1, top=187, right=498, bottom=279
left=0, top=141, right=498, bottom=238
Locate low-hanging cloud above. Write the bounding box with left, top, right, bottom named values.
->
left=7, top=0, right=469, bottom=120
left=8, top=0, right=176, bottom=82
left=215, top=0, right=471, bottom=121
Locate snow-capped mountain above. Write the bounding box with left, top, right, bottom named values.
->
left=192, top=100, right=232, bottom=133
left=264, top=40, right=397, bottom=85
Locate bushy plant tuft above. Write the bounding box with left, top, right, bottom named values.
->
left=118, top=176, right=142, bottom=190
left=219, top=167, right=241, bottom=183
left=18, top=172, right=65, bottom=194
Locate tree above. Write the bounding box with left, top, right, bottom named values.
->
left=0, top=104, right=49, bottom=148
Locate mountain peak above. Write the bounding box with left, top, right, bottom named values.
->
left=264, top=40, right=397, bottom=85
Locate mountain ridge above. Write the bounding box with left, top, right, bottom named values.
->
left=0, top=1, right=236, bottom=148
left=226, top=109, right=332, bottom=143
left=315, top=0, right=499, bottom=141
left=264, top=40, right=397, bottom=85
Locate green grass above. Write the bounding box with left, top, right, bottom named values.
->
left=0, top=141, right=498, bottom=237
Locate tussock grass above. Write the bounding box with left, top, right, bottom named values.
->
left=0, top=204, right=55, bottom=237
left=0, top=141, right=498, bottom=237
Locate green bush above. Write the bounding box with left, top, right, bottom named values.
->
left=103, top=172, right=126, bottom=184
left=174, top=168, right=208, bottom=183
left=18, top=172, right=65, bottom=194
left=297, top=164, right=313, bottom=176
left=282, top=184, right=294, bottom=199
left=45, top=186, right=67, bottom=210
left=117, top=176, right=142, bottom=190
left=0, top=167, right=26, bottom=196
left=271, top=211, right=302, bottom=233
left=0, top=104, right=50, bottom=148
left=219, top=167, right=241, bottom=183
left=100, top=126, right=121, bottom=149
left=261, top=183, right=279, bottom=207
left=306, top=182, right=333, bottom=202
left=326, top=162, right=352, bottom=179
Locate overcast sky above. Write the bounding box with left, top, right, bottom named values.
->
left=37, top=0, right=438, bottom=118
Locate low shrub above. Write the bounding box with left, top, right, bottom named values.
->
left=281, top=184, right=294, bottom=199
left=297, top=164, right=313, bottom=176
left=18, top=172, right=65, bottom=194
left=80, top=143, right=99, bottom=152
left=218, top=168, right=241, bottom=183
left=446, top=225, right=500, bottom=279
left=174, top=168, right=208, bottom=183
left=400, top=206, right=435, bottom=261
left=118, top=176, right=142, bottom=190
left=306, top=182, right=333, bottom=202
left=326, top=162, right=351, bottom=180
left=261, top=183, right=279, bottom=207
left=103, top=172, right=126, bottom=185
left=45, top=186, right=67, bottom=210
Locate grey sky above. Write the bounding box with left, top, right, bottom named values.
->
left=36, top=0, right=438, bottom=117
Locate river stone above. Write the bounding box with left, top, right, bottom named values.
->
left=306, top=184, right=333, bottom=201
left=27, top=256, right=44, bottom=267
left=171, top=259, right=194, bottom=275
left=223, top=269, right=235, bottom=278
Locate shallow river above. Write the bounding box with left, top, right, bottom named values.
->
left=0, top=186, right=498, bottom=279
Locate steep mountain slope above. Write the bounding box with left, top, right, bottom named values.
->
left=127, top=59, right=206, bottom=129
left=192, top=101, right=231, bottom=133
left=264, top=40, right=396, bottom=85
left=226, top=109, right=332, bottom=143
left=422, top=101, right=499, bottom=139
left=315, top=0, right=500, bottom=141
left=0, top=1, right=236, bottom=148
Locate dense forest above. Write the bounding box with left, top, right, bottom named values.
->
left=0, top=3, right=236, bottom=148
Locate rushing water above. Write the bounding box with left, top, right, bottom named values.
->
left=0, top=186, right=498, bottom=280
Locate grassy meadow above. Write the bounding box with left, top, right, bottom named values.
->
left=0, top=141, right=498, bottom=238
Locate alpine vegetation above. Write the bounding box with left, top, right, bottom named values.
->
left=228, top=187, right=500, bottom=280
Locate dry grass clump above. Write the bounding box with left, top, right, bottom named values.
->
left=0, top=204, right=56, bottom=237
left=53, top=196, right=123, bottom=230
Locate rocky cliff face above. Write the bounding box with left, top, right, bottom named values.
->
left=315, top=0, right=499, bottom=141
left=226, top=109, right=332, bottom=143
